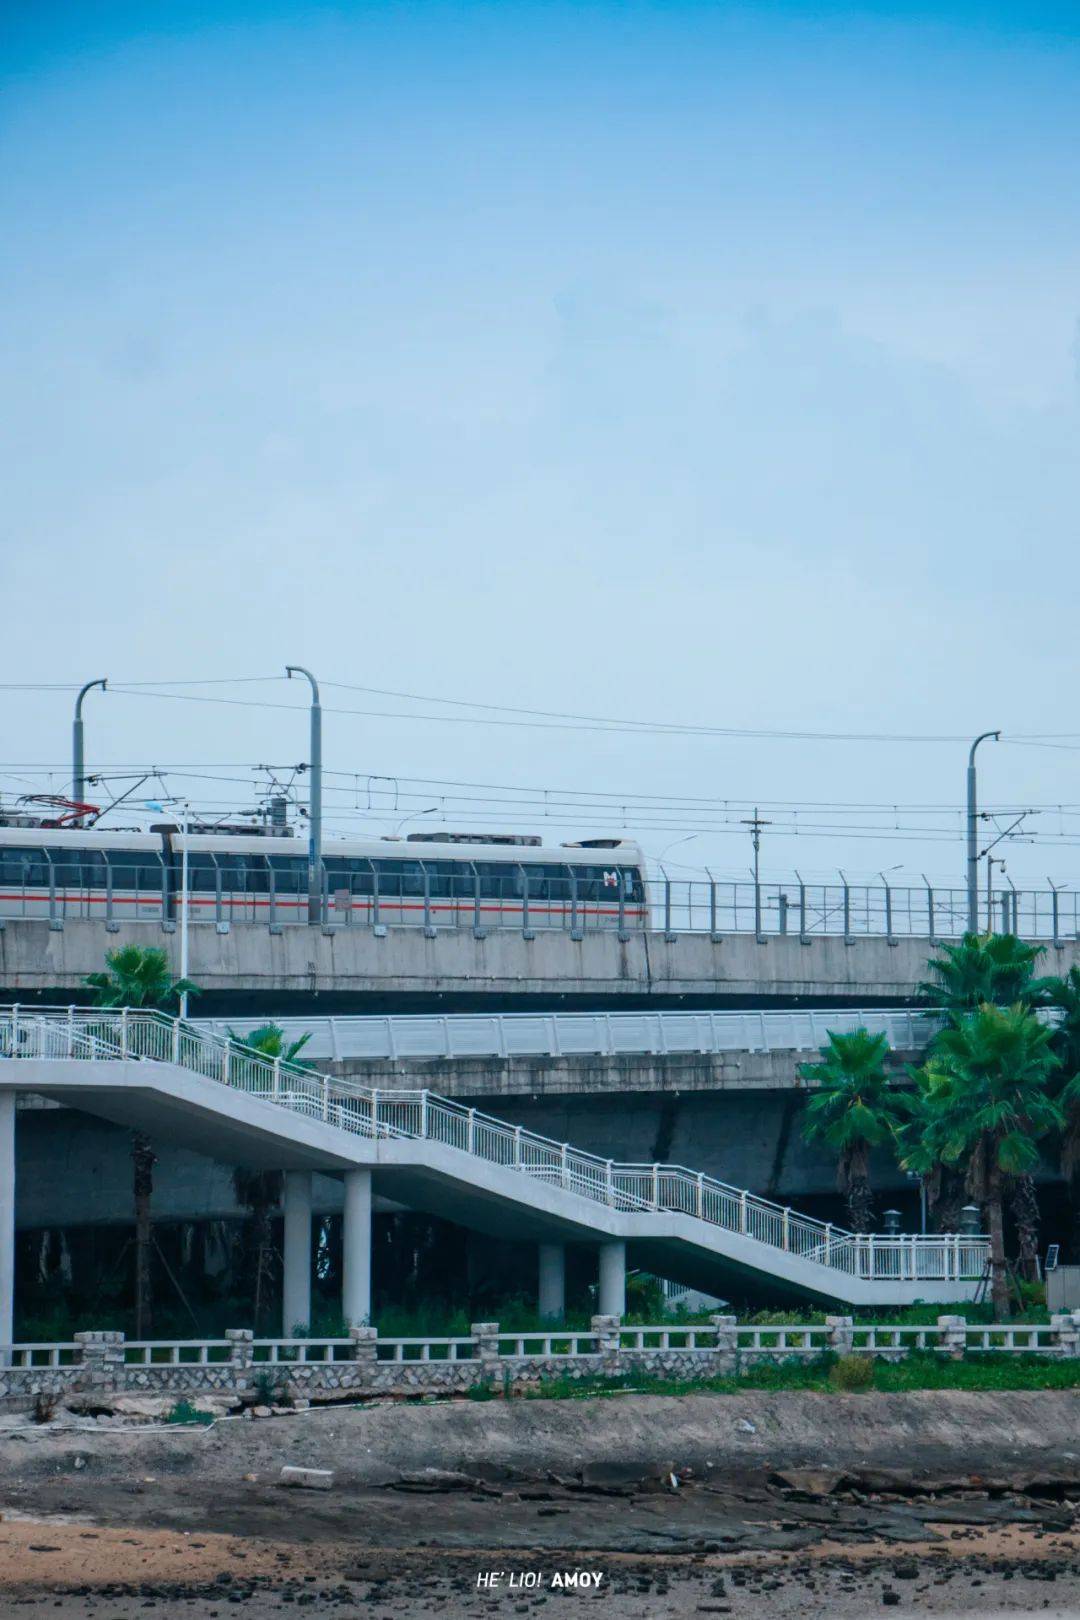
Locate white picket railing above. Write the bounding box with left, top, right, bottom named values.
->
left=122, top=1340, right=233, bottom=1366
left=6, top=1320, right=1076, bottom=1377
left=0, top=1005, right=990, bottom=1285
left=6, top=1343, right=80, bottom=1369
left=373, top=1336, right=480, bottom=1363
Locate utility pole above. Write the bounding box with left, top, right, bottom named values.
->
left=967, top=731, right=1001, bottom=932
left=145, top=795, right=191, bottom=1014
left=740, top=808, right=772, bottom=940
left=73, top=679, right=107, bottom=813
left=286, top=667, right=322, bottom=925
left=978, top=809, right=1035, bottom=937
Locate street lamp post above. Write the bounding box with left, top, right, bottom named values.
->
left=286, top=667, right=322, bottom=925
left=653, top=835, right=696, bottom=935
left=391, top=807, right=438, bottom=838
left=73, top=679, right=107, bottom=811
left=966, top=731, right=1001, bottom=933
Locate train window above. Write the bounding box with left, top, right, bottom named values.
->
left=213, top=852, right=251, bottom=891
left=422, top=860, right=463, bottom=898
left=447, top=863, right=477, bottom=899
left=43, top=847, right=83, bottom=887
left=0, top=846, right=48, bottom=887
left=567, top=864, right=629, bottom=903
left=73, top=849, right=107, bottom=887
left=102, top=848, right=162, bottom=890
left=544, top=864, right=574, bottom=901
left=469, top=861, right=512, bottom=899
left=621, top=867, right=644, bottom=902
left=268, top=855, right=305, bottom=894
left=371, top=859, right=425, bottom=898
left=342, top=858, right=375, bottom=896
left=517, top=863, right=573, bottom=900
left=325, top=856, right=373, bottom=895
left=184, top=852, right=219, bottom=893
left=243, top=854, right=270, bottom=893
left=213, top=855, right=265, bottom=894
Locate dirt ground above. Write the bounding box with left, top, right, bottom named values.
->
left=4, top=1390, right=1080, bottom=1617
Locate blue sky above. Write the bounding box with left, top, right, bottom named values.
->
left=2, top=2, right=1079, bottom=886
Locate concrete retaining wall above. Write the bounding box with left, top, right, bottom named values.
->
left=9, top=919, right=1077, bottom=1008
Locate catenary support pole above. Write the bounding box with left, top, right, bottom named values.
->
left=72, top=679, right=107, bottom=813
left=967, top=731, right=1001, bottom=933
left=538, top=1242, right=565, bottom=1322
left=178, top=802, right=190, bottom=1019
left=342, top=1168, right=372, bottom=1328
left=282, top=1170, right=312, bottom=1335
left=598, top=1240, right=626, bottom=1317
left=286, top=667, right=322, bottom=925
left=0, top=1095, right=13, bottom=1357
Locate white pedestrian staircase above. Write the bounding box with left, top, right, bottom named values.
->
left=0, top=1006, right=988, bottom=1306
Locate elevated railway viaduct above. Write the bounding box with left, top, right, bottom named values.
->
left=5, top=917, right=1080, bottom=1012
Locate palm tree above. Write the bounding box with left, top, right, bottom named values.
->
left=132, top=1133, right=156, bottom=1338
left=921, top=1003, right=1061, bottom=1315
left=920, top=935, right=1055, bottom=1274
left=84, top=945, right=199, bottom=1339
left=919, top=932, right=1048, bottom=1014
left=226, top=1022, right=313, bottom=1067
left=798, top=1029, right=899, bottom=1232
left=1038, top=967, right=1080, bottom=1254
left=232, top=1169, right=282, bottom=1332
left=84, top=944, right=199, bottom=1012
left=893, top=1067, right=967, bottom=1234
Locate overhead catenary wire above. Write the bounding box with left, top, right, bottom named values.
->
left=9, top=674, right=1080, bottom=746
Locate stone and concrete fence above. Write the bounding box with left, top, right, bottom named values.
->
left=2, top=1313, right=1080, bottom=1408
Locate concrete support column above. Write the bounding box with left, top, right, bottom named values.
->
left=538, top=1243, right=565, bottom=1322
left=342, top=1168, right=372, bottom=1328
left=282, top=1170, right=312, bottom=1336
left=0, top=1095, right=13, bottom=1356
left=597, top=1240, right=625, bottom=1319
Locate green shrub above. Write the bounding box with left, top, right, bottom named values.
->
left=828, top=1354, right=874, bottom=1392
left=165, top=1398, right=215, bottom=1426
left=251, top=1369, right=282, bottom=1405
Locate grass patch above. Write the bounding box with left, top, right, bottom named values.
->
left=522, top=1350, right=1080, bottom=1401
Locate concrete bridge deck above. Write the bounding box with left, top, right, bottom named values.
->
left=0, top=1009, right=988, bottom=1343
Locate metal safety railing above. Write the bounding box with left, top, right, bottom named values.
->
left=0, top=1005, right=988, bottom=1284
left=3, top=864, right=1079, bottom=942
left=655, top=876, right=1079, bottom=942
left=196, top=1007, right=944, bottom=1062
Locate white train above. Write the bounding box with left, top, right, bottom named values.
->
left=0, top=824, right=648, bottom=929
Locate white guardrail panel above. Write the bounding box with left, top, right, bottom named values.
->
left=0, top=1006, right=990, bottom=1285
left=195, top=1008, right=944, bottom=1062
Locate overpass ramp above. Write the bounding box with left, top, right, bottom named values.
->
left=0, top=1008, right=988, bottom=1344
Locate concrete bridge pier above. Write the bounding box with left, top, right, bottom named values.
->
left=342, top=1169, right=372, bottom=1327
left=282, top=1170, right=312, bottom=1335
left=538, top=1243, right=565, bottom=1322
left=0, top=1093, right=13, bottom=1353
left=598, top=1240, right=625, bottom=1318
